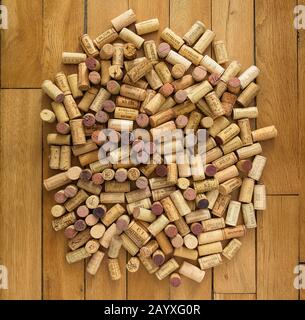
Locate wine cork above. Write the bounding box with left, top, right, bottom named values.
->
left=215, top=81, right=228, bottom=99
left=227, top=77, right=241, bottom=95
left=236, top=143, right=262, bottom=160
left=85, top=57, right=101, bottom=71
left=116, top=215, right=130, bottom=233
left=76, top=205, right=89, bottom=218
left=78, top=62, right=90, bottom=91
left=156, top=42, right=171, bottom=60
left=140, top=240, right=159, bottom=258
left=126, top=186, right=151, bottom=203
left=215, top=165, right=239, bottom=184
left=238, top=177, right=255, bottom=203
left=221, top=136, right=243, bottom=155
left=51, top=102, right=69, bottom=123
left=208, top=117, right=230, bottom=138
left=143, top=93, right=166, bottom=116
left=206, top=189, right=219, bottom=210
left=160, top=197, right=180, bottom=222
left=166, top=50, right=192, bottom=70
left=183, top=20, right=206, bottom=46
left=120, top=84, right=147, bottom=101
left=252, top=125, right=278, bottom=142
left=155, top=258, right=179, bottom=280
left=212, top=193, right=231, bottom=217
left=151, top=201, right=164, bottom=216
left=163, top=224, right=177, bottom=239
left=172, top=75, right=195, bottom=93
left=138, top=255, right=159, bottom=274
left=179, top=261, right=205, bottom=283
left=108, top=258, right=121, bottom=281
left=236, top=159, right=253, bottom=173
left=64, top=189, right=89, bottom=212
left=219, top=177, right=242, bottom=195
left=233, top=107, right=258, bottom=120
left=155, top=61, right=174, bottom=84
left=170, top=234, right=183, bottom=248
left=174, top=247, right=198, bottom=260
left=108, top=235, right=123, bottom=258
left=202, top=217, right=225, bottom=232
left=126, top=257, right=140, bottom=273
left=44, top=172, right=72, bottom=191
left=175, top=115, right=188, bottom=129
left=213, top=40, right=229, bottom=64
left=126, top=198, right=151, bottom=215
left=148, top=214, right=170, bottom=236
left=111, top=9, right=136, bottom=32
left=117, top=96, right=140, bottom=110
left=204, top=91, right=225, bottom=118
left=153, top=232, right=172, bottom=257
left=160, top=27, right=184, bottom=50
left=220, top=60, right=241, bottom=82
left=42, top=80, right=64, bottom=103
left=98, top=223, right=116, bottom=249
left=59, top=145, right=71, bottom=170
left=152, top=250, right=166, bottom=266
left=70, top=119, right=86, bottom=146
left=198, top=253, right=222, bottom=270
left=143, top=40, right=159, bottom=65
left=100, top=43, right=115, bottom=60
left=187, top=80, right=213, bottom=104
left=215, top=123, right=240, bottom=145
left=108, top=65, right=124, bottom=80
left=169, top=190, right=191, bottom=217
left=101, top=204, right=125, bottom=227
left=195, top=194, right=209, bottom=209
left=68, top=229, right=91, bottom=250
left=238, top=118, right=253, bottom=146
left=133, top=207, right=156, bottom=223
left=222, top=239, right=242, bottom=260
left=150, top=109, right=175, bottom=128
left=185, top=210, right=211, bottom=225
left=135, top=18, right=160, bottom=35
left=184, top=234, right=198, bottom=249
left=64, top=225, right=78, bottom=239
left=51, top=204, right=66, bottom=218
left=223, top=225, right=246, bottom=240
left=125, top=220, right=151, bottom=248
left=89, top=71, right=101, bottom=84
left=105, top=181, right=130, bottom=193
left=205, top=137, right=217, bottom=152
left=120, top=233, right=139, bottom=256
left=77, top=179, right=102, bottom=195
left=201, top=117, right=214, bottom=129
left=86, top=251, right=105, bottom=275
left=62, top=95, right=81, bottom=120
left=127, top=58, right=153, bottom=83
left=205, top=147, right=223, bottom=164
left=208, top=72, right=221, bottom=86
left=112, top=43, right=124, bottom=68
left=94, top=27, right=118, bottom=49
left=78, top=87, right=99, bottom=112
left=62, top=52, right=87, bottom=64
left=192, top=66, right=207, bottom=83
left=238, top=65, right=260, bottom=89
left=66, top=247, right=91, bottom=264
left=183, top=188, right=197, bottom=201
left=194, top=179, right=219, bottom=193
left=171, top=64, right=186, bottom=79
left=119, top=28, right=144, bottom=49
left=212, top=152, right=238, bottom=171
left=74, top=220, right=87, bottom=232
left=198, top=242, right=223, bottom=256
left=49, top=146, right=60, bottom=169
left=145, top=70, right=163, bottom=91
left=52, top=211, right=76, bottom=231
left=170, top=273, right=182, bottom=287
left=237, top=82, right=260, bottom=107
left=254, top=184, right=266, bottom=210
left=193, top=29, right=215, bottom=54
left=225, top=200, right=241, bottom=227
left=242, top=203, right=257, bottom=229
left=54, top=190, right=67, bottom=204
left=179, top=44, right=203, bottom=66
left=100, top=60, right=111, bottom=85
left=80, top=34, right=98, bottom=57
left=200, top=55, right=225, bottom=75
left=85, top=239, right=100, bottom=254
left=40, top=109, right=56, bottom=124
left=66, top=74, right=83, bottom=99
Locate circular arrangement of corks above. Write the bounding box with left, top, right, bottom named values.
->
left=41, top=9, right=277, bottom=285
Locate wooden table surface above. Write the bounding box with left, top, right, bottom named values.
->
left=0, top=0, right=304, bottom=300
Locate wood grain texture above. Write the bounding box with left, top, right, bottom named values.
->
left=169, top=0, right=212, bottom=300
left=257, top=196, right=299, bottom=300
left=0, top=89, right=42, bottom=299
left=256, top=0, right=298, bottom=194
left=126, top=0, right=170, bottom=300
left=85, top=0, right=129, bottom=300
left=214, top=293, right=256, bottom=300
left=298, top=0, right=305, bottom=262
left=213, top=0, right=256, bottom=294
left=42, top=0, right=85, bottom=300
left=0, top=0, right=42, bottom=88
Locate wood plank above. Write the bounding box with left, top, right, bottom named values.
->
left=126, top=0, right=170, bottom=300
left=0, top=89, right=42, bottom=299
left=85, top=0, right=128, bottom=300
left=42, top=0, right=85, bottom=300
left=214, top=293, right=256, bottom=300
left=256, top=0, right=298, bottom=194
left=257, top=196, right=299, bottom=299
left=169, top=0, right=212, bottom=300
left=298, top=0, right=305, bottom=262
left=213, top=0, right=256, bottom=294
left=0, top=0, right=42, bottom=88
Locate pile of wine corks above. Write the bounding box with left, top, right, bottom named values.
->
left=41, top=9, right=277, bottom=286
